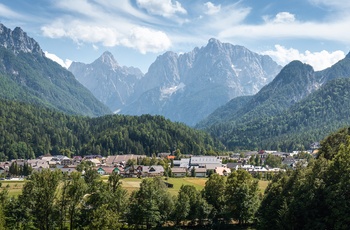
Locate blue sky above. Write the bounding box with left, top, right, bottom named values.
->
left=1, top=0, right=349, bottom=73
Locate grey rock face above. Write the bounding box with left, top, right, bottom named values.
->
left=123, top=38, right=282, bottom=126
left=0, top=23, right=43, bottom=55
left=69, top=51, right=144, bottom=113
left=70, top=38, right=282, bottom=125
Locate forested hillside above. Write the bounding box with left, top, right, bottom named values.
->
left=0, top=24, right=111, bottom=117
left=0, top=98, right=223, bottom=160
left=0, top=46, right=111, bottom=117
left=207, top=77, right=350, bottom=151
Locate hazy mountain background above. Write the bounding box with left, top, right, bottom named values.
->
left=70, top=38, right=282, bottom=126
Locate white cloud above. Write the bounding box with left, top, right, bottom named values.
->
left=42, top=21, right=121, bottom=47
left=200, top=3, right=251, bottom=33
left=121, top=27, right=172, bottom=54
left=262, top=45, right=345, bottom=71
left=42, top=19, right=171, bottom=54
left=40, top=0, right=174, bottom=54
left=204, top=2, right=221, bottom=15
left=136, top=0, right=187, bottom=18
left=44, top=51, right=72, bottom=69
left=0, top=3, right=23, bottom=19
left=219, top=14, right=350, bottom=45
left=263, top=12, right=296, bottom=24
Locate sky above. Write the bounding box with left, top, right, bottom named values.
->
left=1, top=0, right=350, bottom=73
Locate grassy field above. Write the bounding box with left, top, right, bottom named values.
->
left=0, top=177, right=271, bottom=197
left=0, top=180, right=26, bottom=197
left=120, top=177, right=270, bottom=196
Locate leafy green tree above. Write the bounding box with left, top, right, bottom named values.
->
left=126, top=158, right=136, bottom=167
left=66, top=171, right=87, bottom=230
left=265, top=154, right=282, bottom=168
left=173, top=188, right=190, bottom=225
left=203, top=173, right=226, bottom=219
left=225, top=170, right=260, bottom=225
left=0, top=204, right=5, bottom=230
left=174, top=185, right=204, bottom=225
left=20, top=169, right=62, bottom=230
left=127, top=177, right=174, bottom=228
left=76, top=160, right=94, bottom=172
left=89, top=204, right=123, bottom=230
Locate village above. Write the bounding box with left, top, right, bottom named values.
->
left=0, top=148, right=317, bottom=180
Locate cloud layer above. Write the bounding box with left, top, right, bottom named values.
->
left=44, top=51, right=72, bottom=69
left=1, top=0, right=350, bottom=71
left=262, top=45, right=345, bottom=71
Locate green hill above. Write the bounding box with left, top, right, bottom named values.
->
left=0, top=98, right=224, bottom=160
left=208, top=77, right=350, bottom=151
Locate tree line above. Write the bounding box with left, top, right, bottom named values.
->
left=0, top=98, right=224, bottom=161
left=1, top=127, right=350, bottom=229
left=0, top=166, right=260, bottom=229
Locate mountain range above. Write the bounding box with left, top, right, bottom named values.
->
left=69, top=38, right=282, bottom=126
left=2, top=22, right=350, bottom=152
left=200, top=53, right=350, bottom=151
left=0, top=23, right=110, bottom=117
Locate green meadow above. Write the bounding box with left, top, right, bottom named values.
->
left=1, top=177, right=270, bottom=197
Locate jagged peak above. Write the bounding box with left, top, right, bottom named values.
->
left=13, top=26, right=25, bottom=35
left=208, top=38, right=221, bottom=44
left=0, top=23, right=43, bottom=56
left=95, top=51, right=119, bottom=68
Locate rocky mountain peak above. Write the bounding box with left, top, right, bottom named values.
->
left=204, top=38, right=224, bottom=53
left=94, top=51, right=119, bottom=68
left=0, top=23, right=43, bottom=55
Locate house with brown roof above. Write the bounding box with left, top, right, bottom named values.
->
left=105, top=155, right=146, bottom=167
left=97, top=166, right=122, bottom=175
left=194, top=167, right=207, bottom=177
left=171, top=167, right=187, bottom=177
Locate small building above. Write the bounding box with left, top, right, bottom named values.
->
left=105, top=155, right=146, bottom=167
left=227, top=162, right=242, bottom=170
left=215, top=167, right=231, bottom=176
left=173, top=158, right=190, bottom=168
left=147, top=165, right=165, bottom=177
left=56, top=167, right=77, bottom=175
left=194, top=167, right=207, bottom=177
left=97, top=166, right=121, bottom=175
left=171, top=167, right=187, bottom=177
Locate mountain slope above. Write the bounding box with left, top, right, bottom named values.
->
left=203, top=53, right=350, bottom=151
left=220, top=77, right=350, bottom=151
left=196, top=95, right=253, bottom=129
left=121, top=38, right=282, bottom=126
left=0, top=23, right=110, bottom=117
left=69, top=51, right=144, bottom=112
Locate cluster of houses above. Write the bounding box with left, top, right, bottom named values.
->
left=0, top=149, right=309, bottom=179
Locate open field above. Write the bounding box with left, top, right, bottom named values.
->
left=0, top=177, right=271, bottom=197
left=0, top=180, right=26, bottom=197
left=258, top=180, right=270, bottom=193
left=120, top=177, right=271, bottom=196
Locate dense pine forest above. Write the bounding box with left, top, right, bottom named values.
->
left=205, top=77, right=350, bottom=151
left=0, top=98, right=224, bottom=161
